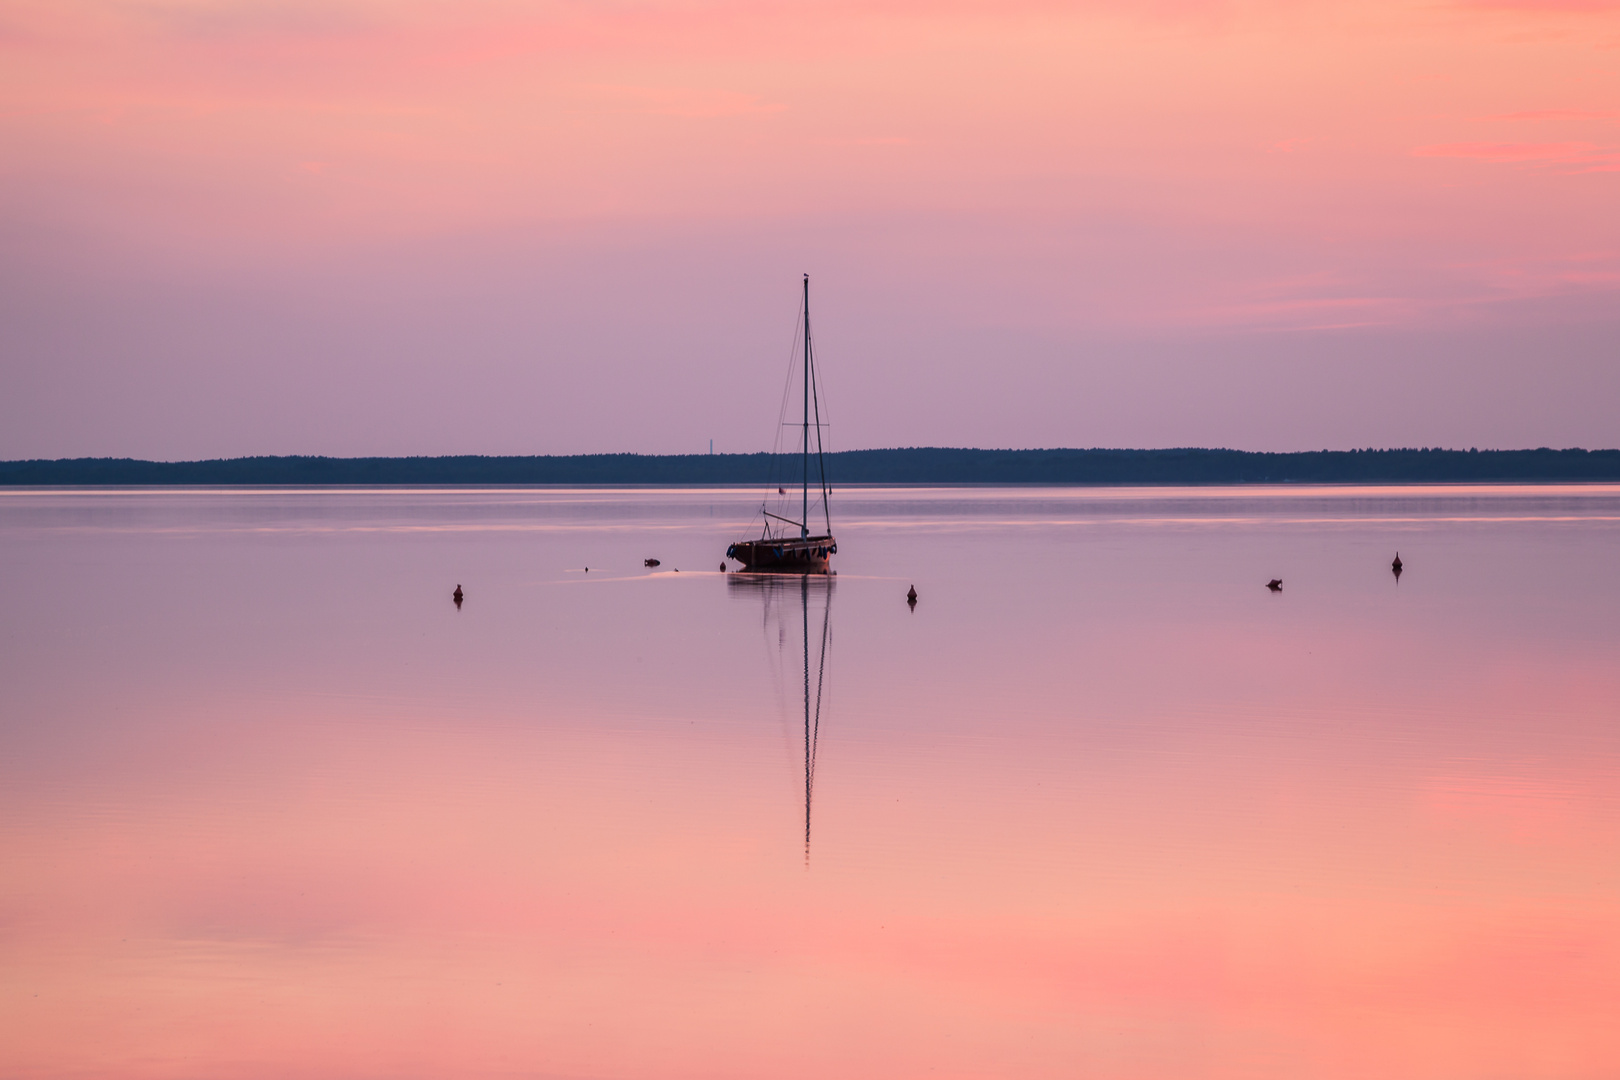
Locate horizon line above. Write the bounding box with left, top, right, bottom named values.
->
left=7, top=446, right=1619, bottom=466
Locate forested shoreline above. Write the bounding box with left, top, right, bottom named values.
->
left=5, top=447, right=1620, bottom=485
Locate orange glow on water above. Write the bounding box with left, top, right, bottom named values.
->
left=4, top=487, right=1620, bottom=1076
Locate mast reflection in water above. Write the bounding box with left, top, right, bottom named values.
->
left=727, top=572, right=834, bottom=864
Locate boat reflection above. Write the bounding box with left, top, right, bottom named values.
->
left=727, top=572, right=834, bottom=864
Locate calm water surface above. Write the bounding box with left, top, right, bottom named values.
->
left=3, top=485, right=1619, bottom=1079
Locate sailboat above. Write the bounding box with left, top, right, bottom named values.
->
left=725, top=274, right=837, bottom=572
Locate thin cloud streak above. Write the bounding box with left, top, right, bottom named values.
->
left=1413, top=141, right=1620, bottom=170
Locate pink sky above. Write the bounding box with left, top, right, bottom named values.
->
left=2, top=0, right=1618, bottom=457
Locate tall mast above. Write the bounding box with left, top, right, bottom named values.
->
left=802, top=273, right=810, bottom=540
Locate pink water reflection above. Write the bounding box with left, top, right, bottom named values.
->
left=2, top=487, right=1619, bottom=1078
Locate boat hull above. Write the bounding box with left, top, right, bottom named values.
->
left=727, top=536, right=836, bottom=572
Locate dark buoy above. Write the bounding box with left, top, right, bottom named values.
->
left=1391, top=552, right=1403, bottom=581
left=906, top=584, right=918, bottom=607
left=1266, top=579, right=1283, bottom=592
left=719, top=563, right=727, bottom=572
left=452, top=584, right=464, bottom=608
left=644, top=558, right=661, bottom=567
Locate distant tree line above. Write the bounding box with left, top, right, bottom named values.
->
left=4, top=447, right=1620, bottom=486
